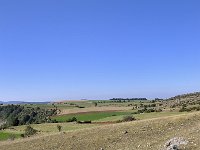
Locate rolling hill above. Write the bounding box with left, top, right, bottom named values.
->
left=0, top=111, right=200, bottom=150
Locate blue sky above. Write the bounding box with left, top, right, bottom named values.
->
left=0, top=0, right=200, bottom=101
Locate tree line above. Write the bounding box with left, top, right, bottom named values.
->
left=110, top=98, right=147, bottom=101
left=0, top=105, right=57, bottom=129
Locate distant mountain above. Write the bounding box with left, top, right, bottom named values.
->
left=0, top=101, right=50, bottom=105
left=5, top=101, right=25, bottom=104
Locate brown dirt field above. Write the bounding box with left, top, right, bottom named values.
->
left=59, top=106, right=131, bottom=115
left=1, top=112, right=200, bottom=150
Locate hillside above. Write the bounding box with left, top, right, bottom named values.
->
left=168, top=92, right=200, bottom=102
left=1, top=112, right=200, bottom=150
left=160, top=92, right=200, bottom=108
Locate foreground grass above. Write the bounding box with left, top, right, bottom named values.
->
left=1, top=111, right=200, bottom=150
left=4, top=123, right=100, bottom=134
left=0, top=132, right=21, bottom=141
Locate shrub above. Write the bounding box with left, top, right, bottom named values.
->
left=66, top=117, right=77, bottom=122
left=76, top=106, right=85, bottom=108
left=116, top=120, right=123, bottom=123
left=122, top=115, right=136, bottom=122
left=137, top=109, right=144, bottom=114
left=131, top=112, right=138, bottom=114
left=186, top=108, right=192, bottom=112
left=145, top=109, right=155, bottom=113
left=21, top=134, right=25, bottom=138
left=0, top=123, right=8, bottom=130
left=179, top=106, right=189, bottom=112
left=51, top=119, right=58, bottom=123
left=83, top=120, right=91, bottom=123
left=156, top=109, right=163, bottom=112
left=57, top=125, right=62, bottom=132
left=93, top=102, right=97, bottom=107
left=24, top=125, right=37, bottom=137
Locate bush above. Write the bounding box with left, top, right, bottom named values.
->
left=21, top=134, right=25, bottom=138
left=0, top=123, right=8, bottom=130
left=66, top=117, right=77, bottom=122
left=122, top=116, right=136, bottom=122
left=145, top=109, right=155, bottom=113
left=179, top=106, right=187, bottom=112
left=76, top=106, right=85, bottom=108
left=137, top=109, right=144, bottom=114
left=116, top=120, right=123, bottom=123
left=24, top=125, right=37, bottom=137
left=57, top=125, right=62, bottom=132
left=156, top=109, right=163, bottom=112
left=131, top=112, right=138, bottom=114
left=51, top=119, right=58, bottom=123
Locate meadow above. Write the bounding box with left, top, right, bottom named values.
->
left=52, top=111, right=134, bottom=122
left=0, top=132, right=21, bottom=141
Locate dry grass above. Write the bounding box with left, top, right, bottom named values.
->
left=1, top=112, right=200, bottom=150
left=4, top=123, right=100, bottom=133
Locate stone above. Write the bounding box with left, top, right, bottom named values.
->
left=163, top=137, right=188, bottom=150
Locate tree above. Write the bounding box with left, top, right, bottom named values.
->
left=94, top=102, right=97, bottom=107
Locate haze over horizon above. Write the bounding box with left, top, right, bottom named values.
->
left=1, top=1, right=200, bottom=101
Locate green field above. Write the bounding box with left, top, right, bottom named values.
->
left=0, top=132, right=21, bottom=141
left=52, top=111, right=134, bottom=122
left=96, top=111, right=188, bottom=122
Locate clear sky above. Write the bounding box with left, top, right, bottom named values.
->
left=0, top=0, right=200, bottom=101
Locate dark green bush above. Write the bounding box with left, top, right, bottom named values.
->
left=57, top=125, right=62, bottom=132
left=179, top=106, right=187, bottom=112
left=24, top=125, right=37, bottom=137
left=122, top=115, right=136, bottom=122
left=66, top=117, right=77, bottom=122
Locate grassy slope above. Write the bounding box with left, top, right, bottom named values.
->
left=96, top=111, right=187, bottom=122
left=1, top=112, right=200, bottom=150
